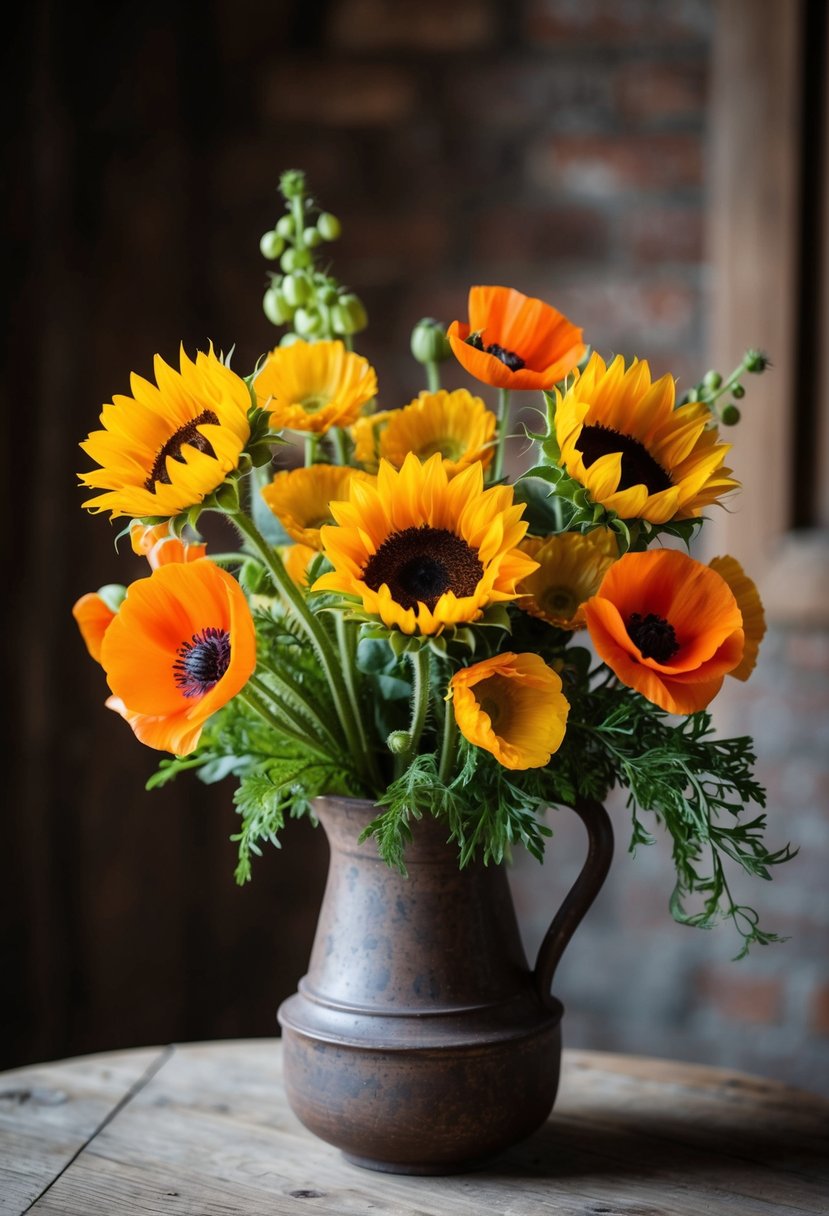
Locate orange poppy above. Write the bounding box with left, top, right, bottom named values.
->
left=446, top=286, right=585, bottom=391
left=583, top=549, right=745, bottom=715
left=100, top=559, right=256, bottom=754
left=72, top=590, right=121, bottom=662
left=130, top=521, right=207, bottom=569
left=709, top=555, right=766, bottom=681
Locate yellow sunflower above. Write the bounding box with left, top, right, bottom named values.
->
left=449, top=652, right=570, bottom=770
left=254, top=339, right=377, bottom=434
left=553, top=353, right=738, bottom=524
left=280, top=543, right=318, bottom=587
left=314, top=452, right=538, bottom=636
left=261, top=464, right=373, bottom=549
left=351, top=409, right=395, bottom=470
left=517, top=529, right=618, bottom=630
left=79, top=346, right=251, bottom=520
left=376, top=389, right=496, bottom=477
left=709, top=555, right=766, bottom=680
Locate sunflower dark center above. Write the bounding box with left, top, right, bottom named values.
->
left=173, top=626, right=231, bottom=697
left=146, top=410, right=220, bottom=490
left=362, top=526, right=483, bottom=611
left=626, top=612, right=679, bottom=663
left=577, top=424, right=672, bottom=494
left=466, top=332, right=525, bottom=373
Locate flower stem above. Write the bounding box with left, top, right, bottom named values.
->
left=238, top=684, right=333, bottom=759
left=494, top=388, right=511, bottom=482
left=426, top=361, right=441, bottom=392
left=438, top=698, right=458, bottom=784
left=335, top=613, right=381, bottom=786
left=406, top=647, right=431, bottom=760
left=304, top=434, right=319, bottom=466
left=253, top=659, right=341, bottom=748
left=331, top=426, right=350, bottom=466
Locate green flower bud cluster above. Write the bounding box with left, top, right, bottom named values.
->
left=260, top=171, right=367, bottom=346
left=679, top=347, right=771, bottom=427
left=410, top=317, right=452, bottom=365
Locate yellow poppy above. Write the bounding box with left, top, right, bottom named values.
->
left=449, top=652, right=569, bottom=769
left=709, top=555, right=766, bottom=681
left=553, top=353, right=738, bottom=524
left=447, top=286, right=585, bottom=391
left=261, top=464, right=373, bottom=549
left=376, top=389, right=496, bottom=477
left=79, top=346, right=251, bottom=520
left=517, top=530, right=618, bottom=630
left=254, top=339, right=377, bottom=434
left=100, top=559, right=256, bottom=754
left=583, top=549, right=745, bottom=715
left=314, top=452, right=538, bottom=636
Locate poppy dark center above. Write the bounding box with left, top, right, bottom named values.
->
left=465, top=332, right=525, bottom=373
left=577, top=424, right=672, bottom=494
left=146, top=410, right=220, bottom=490
left=627, top=612, right=679, bottom=663
left=173, top=626, right=231, bottom=697
left=362, top=526, right=483, bottom=611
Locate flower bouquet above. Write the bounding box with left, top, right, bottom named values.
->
left=74, top=168, right=793, bottom=962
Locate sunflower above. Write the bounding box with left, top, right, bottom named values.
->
left=709, top=555, right=766, bottom=681
left=261, top=464, right=373, bottom=549
left=446, top=285, right=585, bottom=391
left=280, top=543, right=318, bottom=587
left=517, top=529, right=618, bottom=630
left=351, top=409, right=395, bottom=470
left=583, top=549, right=745, bottom=715
left=449, top=652, right=569, bottom=770
left=100, top=559, right=256, bottom=754
left=376, top=389, right=496, bottom=477
left=79, top=346, right=252, bottom=520
left=314, top=452, right=538, bottom=636
left=553, top=353, right=738, bottom=525
left=130, top=521, right=207, bottom=569
left=254, top=339, right=377, bottom=434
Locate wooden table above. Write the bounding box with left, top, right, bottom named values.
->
left=2, top=1040, right=827, bottom=1215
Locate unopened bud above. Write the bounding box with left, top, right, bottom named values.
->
left=259, top=231, right=284, bottom=260
left=263, top=287, right=293, bottom=326
left=332, top=292, right=368, bottom=335
left=386, top=730, right=411, bottom=755
left=279, top=169, right=306, bottom=199
left=303, top=226, right=323, bottom=248
left=410, top=317, right=452, bottom=365
left=294, top=306, right=323, bottom=337
left=732, top=383, right=745, bottom=399
left=282, top=273, right=312, bottom=308
left=745, top=349, right=770, bottom=373
left=317, top=212, right=342, bottom=241
left=703, top=369, right=722, bottom=390
left=720, top=404, right=741, bottom=426
left=276, top=215, right=295, bottom=240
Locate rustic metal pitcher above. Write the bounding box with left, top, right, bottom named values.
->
left=278, top=794, right=613, bottom=1174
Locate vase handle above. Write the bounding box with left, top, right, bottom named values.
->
left=533, top=797, right=614, bottom=1012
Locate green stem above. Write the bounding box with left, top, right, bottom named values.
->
left=438, top=698, right=458, bottom=784
left=230, top=510, right=369, bottom=778
left=253, top=660, right=341, bottom=748
left=304, top=434, right=319, bottom=466
left=493, top=388, right=511, bottom=482
left=406, top=647, right=431, bottom=759
left=237, top=685, right=333, bottom=759
left=335, top=614, right=381, bottom=787
left=426, top=361, right=441, bottom=392
left=331, top=427, right=350, bottom=466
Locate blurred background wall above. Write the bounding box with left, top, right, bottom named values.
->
left=4, top=0, right=828, bottom=1093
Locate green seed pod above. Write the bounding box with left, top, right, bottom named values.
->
left=259, top=231, right=284, bottom=260
left=294, top=306, right=323, bottom=337
left=720, top=404, right=741, bottom=425
left=703, top=369, right=722, bottom=390
left=282, top=273, right=312, bottom=308
left=276, top=214, right=295, bottom=239
left=317, top=212, right=342, bottom=241
left=332, top=292, right=368, bottom=334
left=732, top=383, right=745, bottom=399
left=410, top=316, right=452, bottom=365
left=263, top=287, right=293, bottom=326
left=303, top=226, right=323, bottom=248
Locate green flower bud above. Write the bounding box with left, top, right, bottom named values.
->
left=263, top=287, right=293, bottom=326
left=280, top=248, right=300, bottom=273
left=720, top=404, right=741, bottom=426
left=410, top=317, right=452, bottom=365
left=294, top=306, right=323, bottom=337
left=732, top=383, right=745, bottom=399
left=318, top=283, right=339, bottom=306
left=282, top=273, right=312, bottom=308
left=97, top=583, right=127, bottom=613
left=280, top=331, right=303, bottom=347
left=276, top=214, right=295, bottom=239
left=291, top=248, right=313, bottom=269
left=332, top=292, right=368, bottom=335
left=745, top=349, right=770, bottom=373
left=303, top=226, right=323, bottom=248
left=386, top=730, right=411, bottom=755
left=259, top=231, right=284, bottom=260
left=703, top=369, right=722, bottom=390
left=279, top=169, right=306, bottom=199
left=317, top=212, right=341, bottom=241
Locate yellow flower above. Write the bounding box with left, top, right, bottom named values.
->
left=351, top=409, right=395, bottom=470
left=314, top=452, right=538, bottom=636
left=553, top=353, right=738, bottom=524
left=79, top=346, right=251, bottom=520
left=280, top=543, right=318, bottom=587
left=449, top=652, right=569, bottom=770
left=709, top=555, right=766, bottom=680
left=376, top=389, right=496, bottom=477
left=254, top=339, right=377, bottom=434
left=517, top=530, right=618, bottom=630
left=261, top=464, right=373, bottom=549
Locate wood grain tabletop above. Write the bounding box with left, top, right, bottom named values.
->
left=2, top=1040, right=827, bottom=1215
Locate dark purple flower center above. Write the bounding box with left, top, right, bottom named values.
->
left=173, top=627, right=231, bottom=697
left=362, top=526, right=483, bottom=611
left=146, top=410, right=220, bottom=490
left=627, top=612, right=679, bottom=663
left=577, top=424, right=672, bottom=495
left=465, top=332, right=525, bottom=372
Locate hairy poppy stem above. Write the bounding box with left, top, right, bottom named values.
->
left=494, top=388, right=511, bottom=481
left=438, top=697, right=458, bottom=784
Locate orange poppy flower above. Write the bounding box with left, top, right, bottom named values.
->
left=130, top=521, right=207, bottom=569
left=446, top=286, right=585, bottom=391
left=100, top=559, right=256, bottom=754
left=709, top=555, right=766, bottom=681
left=72, top=589, right=123, bottom=662
left=583, top=549, right=745, bottom=715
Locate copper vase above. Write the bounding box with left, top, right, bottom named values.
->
left=277, top=795, right=613, bottom=1174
